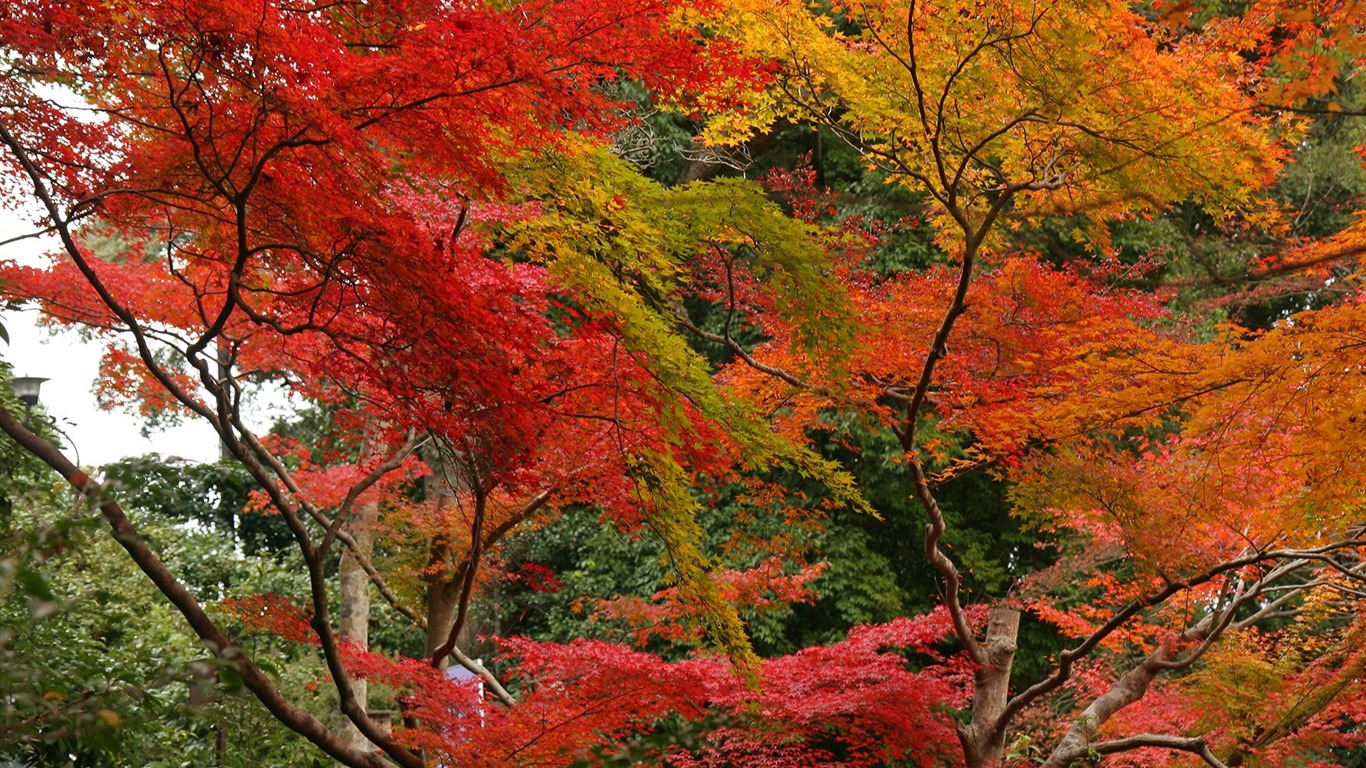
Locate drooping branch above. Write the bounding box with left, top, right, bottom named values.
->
left=1, top=112, right=411, bottom=761
left=450, top=644, right=518, bottom=708
left=198, top=381, right=431, bottom=763
left=0, top=120, right=222, bottom=432
left=0, top=119, right=418, bottom=759
left=219, top=423, right=420, bottom=765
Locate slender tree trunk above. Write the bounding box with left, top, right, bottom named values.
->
left=960, top=607, right=1021, bottom=768
left=337, top=427, right=378, bottom=762
left=422, top=444, right=459, bottom=668
left=214, top=339, right=231, bottom=766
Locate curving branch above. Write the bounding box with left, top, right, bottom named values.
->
left=1084, top=734, right=1230, bottom=768
left=996, top=546, right=1354, bottom=732
left=0, top=120, right=223, bottom=432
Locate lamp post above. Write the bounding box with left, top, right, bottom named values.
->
left=7, top=374, right=83, bottom=476
left=10, top=376, right=47, bottom=423
left=11, top=376, right=46, bottom=409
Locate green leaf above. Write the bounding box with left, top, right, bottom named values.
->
left=16, top=569, right=54, bottom=602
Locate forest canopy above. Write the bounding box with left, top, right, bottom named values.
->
left=0, top=1, right=1363, bottom=767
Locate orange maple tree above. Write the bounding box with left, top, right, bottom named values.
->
left=697, top=1, right=1366, bottom=766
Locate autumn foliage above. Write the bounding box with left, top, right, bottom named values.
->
left=0, top=1, right=1364, bottom=767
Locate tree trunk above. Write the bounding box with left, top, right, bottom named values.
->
left=424, top=537, right=458, bottom=666
left=421, top=443, right=459, bottom=667
left=959, top=606, right=1021, bottom=768
left=336, top=497, right=376, bottom=758
left=420, top=469, right=498, bottom=665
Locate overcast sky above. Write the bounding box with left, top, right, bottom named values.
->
left=3, top=307, right=222, bottom=467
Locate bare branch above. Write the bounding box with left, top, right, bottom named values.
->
left=1086, top=734, right=1230, bottom=768
left=450, top=645, right=517, bottom=708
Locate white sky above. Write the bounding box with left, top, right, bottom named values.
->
left=2, top=306, right=222, bottom=467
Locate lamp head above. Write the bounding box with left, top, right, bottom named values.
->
left=11, top=376, right=47, bottom=407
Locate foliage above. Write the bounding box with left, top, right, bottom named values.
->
left=0, top=460, right=323, bottom=767
left=0, top=1, right=1364, bottom=768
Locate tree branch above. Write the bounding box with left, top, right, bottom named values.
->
left=1086, top=734, right=1229, bottom=768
